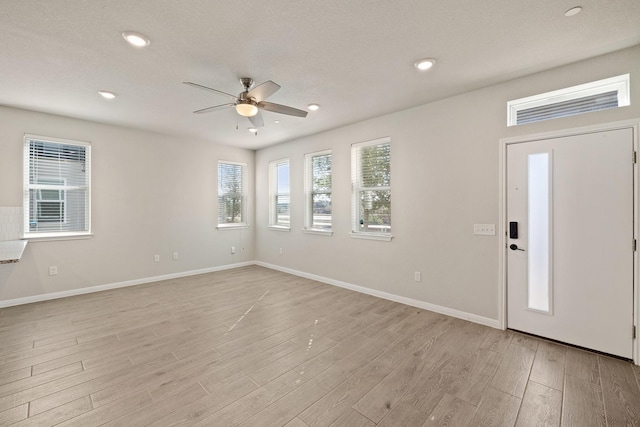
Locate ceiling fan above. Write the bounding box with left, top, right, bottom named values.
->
left=184, top=78, right=308, bottom=128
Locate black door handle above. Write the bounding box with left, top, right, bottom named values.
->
left=509, top=244, right=525, bottom=251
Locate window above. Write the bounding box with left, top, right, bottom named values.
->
left=507, top=74, right=630, bottom=126
left=24, top=135, right=91, bottom=238
left=269, top=158, right=290, bottom=229
left=304, top=150, right=332, bottom=233
left=351, top=137, right=391, bottom=240
left=218, top=161, right=247, bottom=228
left=35, top=177, right=66, bottom=223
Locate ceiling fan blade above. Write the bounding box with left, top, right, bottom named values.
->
left=258, top=101, right=308, bottom=118
left=183, top=82, right=238, bottom=101
left=247, top=80, right=280, bottom=102
left=248, top=111, right=264, bottom=128
left=193, top=103, right=235, bottom=114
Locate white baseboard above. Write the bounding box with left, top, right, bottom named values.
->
left=1, top=260, right=500, bottom=330
left=0, top=261, right=254, bottom=308
left=255, top=261, right=501, bottom=329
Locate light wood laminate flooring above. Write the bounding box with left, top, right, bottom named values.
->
left=1, top=265, right=639, bottom=426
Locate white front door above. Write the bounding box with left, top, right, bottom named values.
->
left=507, top=127, right=634, bottom=359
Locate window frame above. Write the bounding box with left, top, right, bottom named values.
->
left=23, top=134, right=92, bottom=240
left=217, top=160, right=248, bottom=230
left=268, top=158, right=291, bottom=231
left=507, top=74, right=630, bottom=126
left=304, top=149, right=333, bottom=235
left=351, top=137, right=392, bottom=241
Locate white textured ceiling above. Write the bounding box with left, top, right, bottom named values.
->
left=1, top=0, right=639, bottom=149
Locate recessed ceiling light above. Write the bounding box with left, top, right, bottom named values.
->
left=98, top=90, right=116, bottom=99
left=307, top=104, right=320, bottom=111
left=122, top=31, right=150, bottom=47
left=248, top=127, right=257, bottom=133
left=274, top=120, right=280, bottom=124
left=564, top=6, right=582, bottom=17
left=414, top=58, right=437, bottom=71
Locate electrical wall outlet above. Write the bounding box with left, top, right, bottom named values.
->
left=231, top=246, right=236, bottom=254
left=49, top=266, right=58, bottom=276
left=279, top=248, right=283, bottom=255
left=414, top=271, right=421, bottom=282
left=154, top=254, right=160, bottom=263
left=172, top=252, right=179, bottom=260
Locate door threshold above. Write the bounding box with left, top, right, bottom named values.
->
left=508, top=328, right=633, bottom=363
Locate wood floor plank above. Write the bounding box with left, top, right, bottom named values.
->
left=511, top=332, right=540, bottom=352
left=479, top=329, right=513, bottom=354
left=290, top=332, right=371, bottom=381
left=565, top=347, right=600, bottom=384
left=90, top=344, right=246, bottom=409
left=148, top=376, right=258, bottom=426
left=198, top=340, right=301, bottom=388
left=562, top=374, right=606, bottom=426
left=238, top=377, right=331, bottom=427
left=376, top=401, right=429, bottom=426
left=598, top=355, right=640, bottom=426
left=423, top=393, right=477, bottom=427
left=0, top=403, right=28, bottom=425
left=57, top=390, right=153, bottom=427
left=398, top=351, right=465, bottom=416
left=470, top=387, right=520, bottom=427
left=328, top=408, right=375, bottom=427
left=103, top=382, right=207, bottom=426
left=19, top=395, right=93, bottom=426
left=285, top=418, right=310, bottom=427
left=24, top=352, right=176, bottom=416
left=490, top=342, right=535, bottom=398
left=1, top=337, right=78, bottom=366
left=248, top=336, right=338, bottom=386
left=0, top=367, right=31, bottom=388
left=529, top=340, right=566, bottom=391
left=1, top=363, right=83, bottom=397
left=515, top=381, right=561, bottom=427
left=352, top=349, right=429, bottom=423
left=298, top=356, right=394, bottom=426
left=447, top=349, right=502, bottom=406
left=203, top=370, right=308, bottom=426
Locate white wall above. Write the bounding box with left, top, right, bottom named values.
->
left=1, top=46, right=638, bottom=316
left=255, top=45, right=640, bottom=323
left=0, top=106, right=255, bottom=302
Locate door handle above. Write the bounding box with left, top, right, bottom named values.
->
left=509, top=244, right=525, bottom=251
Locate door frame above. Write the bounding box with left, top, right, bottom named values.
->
left=498, top=119, right=640, bottom=365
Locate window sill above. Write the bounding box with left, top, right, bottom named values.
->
left=268, top=226, right=291, bottom=232
left=23, top=233, right=93, bottom=242
left=303, top=229, right=333, bottom=236
left=217, top=224, right=249, bottom=231
left=349, top=232, right=393, bottom=242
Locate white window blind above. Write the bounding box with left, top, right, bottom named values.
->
left=507, top=74, right=630, bottom=126
left=516, top=91, right=619, bottom=125
left=218, top=161, right=246, bottom=227
left=351, top=138, right=391, bottom=237
left=304, top=150, right=332, bottom=232
left=269, top=159, right=290, bottom=228
left=24, top=135, right=91, bottom=238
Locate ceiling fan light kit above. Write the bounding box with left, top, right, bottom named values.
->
left=184, top=77, right=308, bottom=129
left=236, top=101, right=258, bottom=117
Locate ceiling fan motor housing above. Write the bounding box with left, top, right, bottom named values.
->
left=239, top=77, right=254, bottom=91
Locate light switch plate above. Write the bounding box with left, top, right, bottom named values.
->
left=474, top=224, right=496, bottom=235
